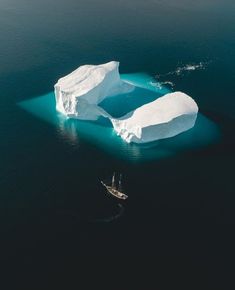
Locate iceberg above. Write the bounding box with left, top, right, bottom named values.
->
left=111, top=92, right=198, bottom=143
left=55, top=61, right=198, bottom=144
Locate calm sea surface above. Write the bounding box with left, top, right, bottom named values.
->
left=0, top=0, right=235, bottom=289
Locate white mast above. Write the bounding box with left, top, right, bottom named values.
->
left=118, top=174, right=122, bottom=191
left=112, top=172, right=115, bottom=188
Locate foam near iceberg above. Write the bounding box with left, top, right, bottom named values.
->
left=54, top=61, right=199, bottom=144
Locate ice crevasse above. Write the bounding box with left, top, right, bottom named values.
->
left=54, top=61, right=198, bottom=144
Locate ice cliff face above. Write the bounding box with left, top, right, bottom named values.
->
left=54, top=61, right=133, bottom=120
left=55, top=61, right=198, bottom=143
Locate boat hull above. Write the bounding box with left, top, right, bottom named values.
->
left=101, top=181, right=128, bottom=200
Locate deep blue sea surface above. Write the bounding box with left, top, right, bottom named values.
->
left=0, top=1, right=235, bottom=289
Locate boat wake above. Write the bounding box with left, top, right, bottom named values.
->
left=56, top=203, right=125, bottom=224
left=91, top=203, right=125, bottom=223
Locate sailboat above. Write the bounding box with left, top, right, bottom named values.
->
left=101, top=173, right=128, bottom=200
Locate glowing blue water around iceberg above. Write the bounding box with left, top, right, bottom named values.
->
left=18, top=73, right=220, bottom=162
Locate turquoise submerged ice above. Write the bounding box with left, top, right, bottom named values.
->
left=54, top=61, right=198, bottom=144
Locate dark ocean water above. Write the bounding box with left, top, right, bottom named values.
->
left=0, top=0, right=235, bottom=289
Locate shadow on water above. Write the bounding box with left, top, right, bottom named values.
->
left=17, top=73, right=220, bottom=162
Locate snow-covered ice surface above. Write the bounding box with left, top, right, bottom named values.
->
left=55, top=62, right=198, bottom=144
left=111, top=92, right=198, bottom=143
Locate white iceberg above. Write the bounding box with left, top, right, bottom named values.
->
left=55, top=61, right=198, bottom=144
left=111, top=92, right=198, bottom=143
left=54, top=61, right=133, bottom=120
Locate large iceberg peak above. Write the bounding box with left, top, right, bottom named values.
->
left=54, top=61, right=133, bottom=119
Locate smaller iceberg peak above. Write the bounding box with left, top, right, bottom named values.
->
left=111, top=91, right=198, bottom=143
